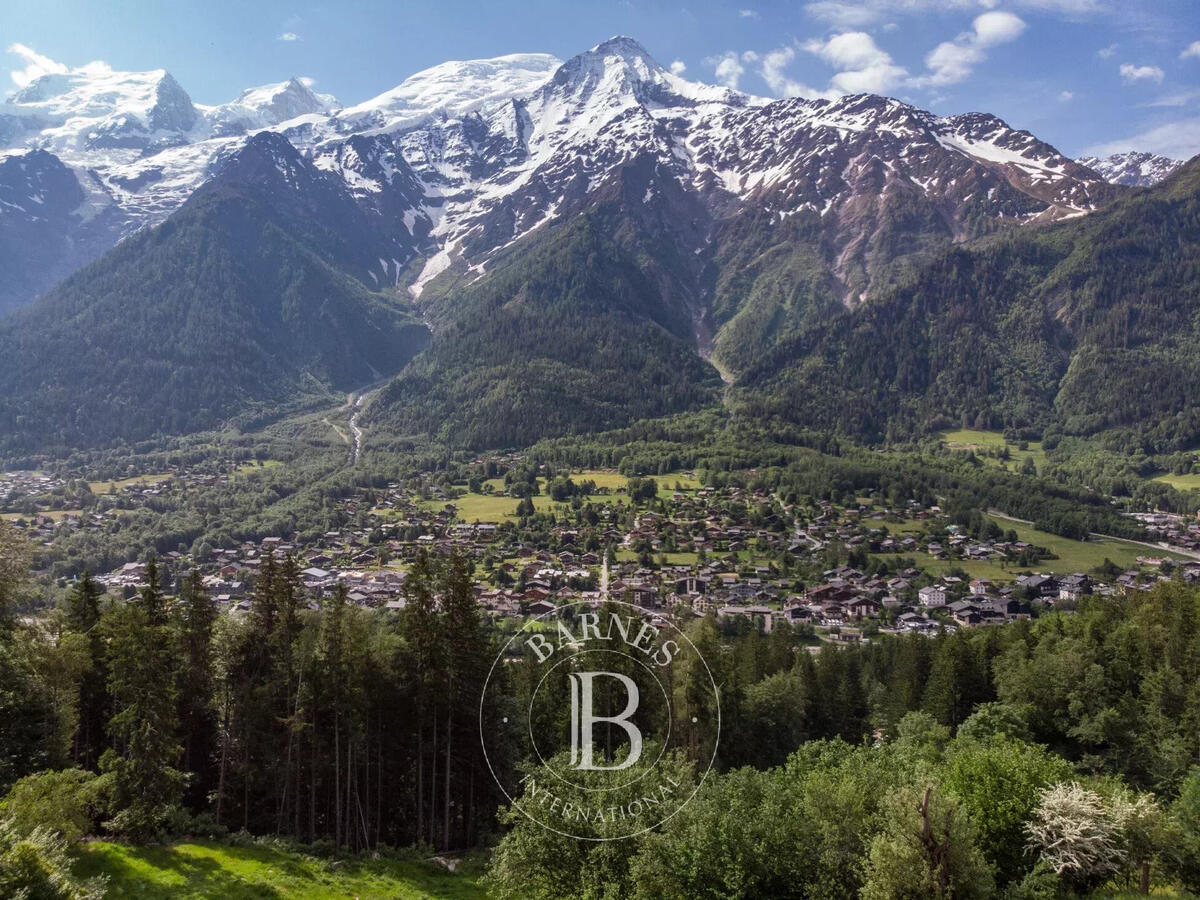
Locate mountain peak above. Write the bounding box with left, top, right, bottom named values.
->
left=590, top=35, right=658, bottom=62
left=544, top=33, right=740, bottom=115
left=553, top=35, right=666, bottom=92
left=1077, top=150, right=1183, bottom=187
left=339, top=53, right=560, bottom=130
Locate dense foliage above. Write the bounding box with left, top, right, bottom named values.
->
left=735, top=158, right=1200, bottom=446
left=370, top=214, right=722, bottom=447
left=487, top=583, right=1200, bottom=897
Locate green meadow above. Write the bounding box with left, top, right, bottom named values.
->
left=74, top=840, right=484, bottom=900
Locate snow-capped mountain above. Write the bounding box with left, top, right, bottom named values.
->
left=0, top=64, right=198, bottom=152
left=371, top=37, right=1114, bottom=301
left=0, top=35, right=1123, bottom=315
left=1077, top=151, right=1182, bottom=187
left=207, top=78, right=339, bottom=137
left=336, top=53, right=560, bottom=133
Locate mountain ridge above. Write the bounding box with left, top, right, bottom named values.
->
left=0, top=35, right=1195, bottom=454
left=0, top=35, right=1131, bottom=315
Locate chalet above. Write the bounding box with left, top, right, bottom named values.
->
left=918, top=586, right=947, bottom=608
left=1017, top=574, right=1058, bottom=598
left=1058, top=574, right=1092, bottom=602
left=846, top=597, right=881, bottom=620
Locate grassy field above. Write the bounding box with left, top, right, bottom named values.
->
left=616, top=550, right=701, bottom=565
left=429, top=470, right=701, bottom=523
left=1152, top=471, right=1200, bottom=491
left=74, top=841, right=485, bottom=899
left=941, top=429, right=1047, bottom=474
left=233, top=460, right=284, bottom=478
left=994, top=515, right=1187, bottom=571
left=877, top=514, right=1188, bottom=581
left=1, top=508, right=83, bottom=522
left=88, top=474, right=172, bottom=494
left=422, top=493, right=563, bottom=521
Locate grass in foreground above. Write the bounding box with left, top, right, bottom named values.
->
left=74, top=840, right=485, bottom=900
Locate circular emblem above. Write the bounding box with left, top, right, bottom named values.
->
left=480, top=600, right=720, bottom=841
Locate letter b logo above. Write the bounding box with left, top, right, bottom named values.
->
left=568, top=672, right=643, bottom=771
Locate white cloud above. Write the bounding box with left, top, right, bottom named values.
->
left=1119, top=63, right=1165, bottom=83
left=1144, top=89, right=1200, bottom=108
left=669, top=59, right=687, bottom=75
left=1059, top=89, right=1074, bottom=101
left=973, top=10, right=1027, bottom=45
left=921, top=41, right=983, bottom=85
left=277, top=32, right=300, bottom=41
left=709, top=51, right=745, bottom=89
left=802, top=31, right=907, bottom=94
left=738, top=8, right=760, bottom=18
left=805, top=0, right=1101, bottom=27
left=804, top=31, right=888, bottom=69
left=6, top=42, right=68, bottom=89
left=1097, top=43, right=1118, bottom=58
left=1085, top=116, right=1200, bottom=160
left=804, top=2, right=887, bottom=28
left=1182, top=41, right=1200, bottom=60
left=757, top=46, right=828, bottom=98
left=915, top=11, right=1026, bottom=87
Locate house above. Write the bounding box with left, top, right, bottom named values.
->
left=846, top=597, right=880, bottom=620
left=918, top=586, right=947, bottom=608
left=1058, top=574, right=1091, bottom=602
left=1016, top=574, right=1058, bottom=598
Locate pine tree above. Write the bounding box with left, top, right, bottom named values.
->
left=65, top=573, right=109, bottom=769
left=99, top=560, right=184, bottom=840
left=399, top=551, right=443, bottom=847
left=175, top=571, right=217, bottom=809
left=440, top=551, right=496, bottom=848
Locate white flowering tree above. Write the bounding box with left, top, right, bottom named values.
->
left=1026, top=782, right=1123, bottom=892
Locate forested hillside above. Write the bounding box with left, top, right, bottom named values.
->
left=0, top=134, right=430, bottom=454
left=734, top=157, right=1200, bottom=447
left=369, top=212, right=723, bottom=447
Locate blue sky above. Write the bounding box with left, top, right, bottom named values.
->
left=2, top=0, right=1198, bottom=158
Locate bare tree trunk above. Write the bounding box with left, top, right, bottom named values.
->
left=416, top=717, right=424, bottom=845
left=309, top=708, right=317, bottom=843
left=429, top=702, right=439, bottom=847
left=215, top=697, right=230, bottom=826
left=916, top=787, right=952, bottom=896
left=344, top=736, right=353, bottom=851
left=334, top=712, right=342, bottom=849
left=443, top=698, right=453, bottom=850
left=376, top=734, right=383, bottom=849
